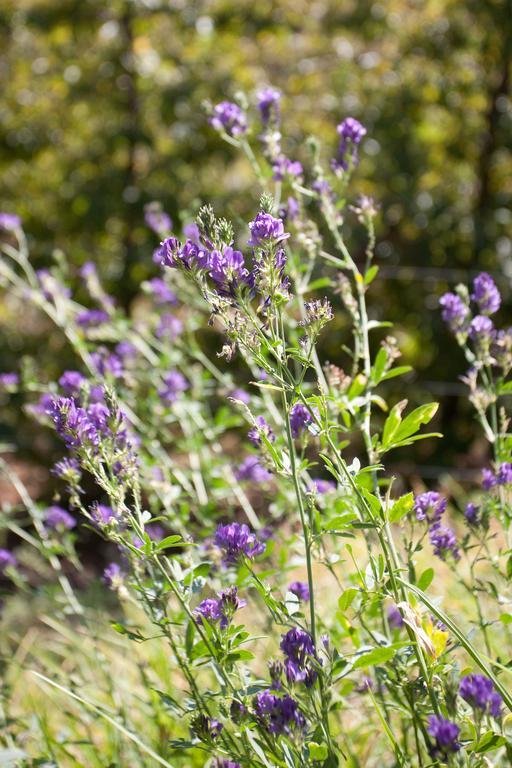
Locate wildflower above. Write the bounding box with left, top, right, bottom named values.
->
left=387, top=605, right=404, bottom=630
left=44, top=505, right=76, bottom=530
left=76, top=309, right=109, bottom=328
left=210, top=101, right=247, bottom=137
left=58, top=370, right=86, bottom=397
left=300, top=298, right=334, bottom=337
left=311, top=478, right=336, bottom=493
left=235, top=456, right=272, bottom=483
left=427, top=715, right=460, bottom=755
left=158, top=371, right=188, bottom=404
left=482, top=468, right=497, bottom=490
left=214, top=761, right=241, bottom=768
left=103, top=562, right=125, bottom=589
left=469, top=316, right=495, bottom=356
left=229, top=387, right=250, bottom=404
left=256, top=86, right=281, bottom=125
left=251, top=246, right=290, bottom=307
left=333, top=117, right=367, bottom=171
left=0, top=212, right=21, bottom=231
left=248, top=212, right=290, bottom=248
left=439, top=292, right=470, bottom=334
left=158, top=237, right=209, bottom=271
left=194, top=586, right=246, bottom=629
left=208, top=246, right=249, bottom=294
left=36, top=269, right=71, bottom=302
left=459, top=674, right=502, bottom=718
left=464, top=502, right=481, bottom=526
left=90, top=504, right=119, bottom=527
left=183, top=222, right=201, bottom=245
left=230, top=700, right=248, bottom=723
left=288, top=581, right=310, bottom=602
left=146, top=277, right=177, bottom=305
left=279, top=196, right=300, bottom=222
left=350, top=195, right=378, bottom=225
left=272, top=156, right=303, bottom=182
left=0, top=373, right=19, bottom=390
left=248, top=416, right=275, bottom=446
left=52, top=457, right=81, bottom=486
left=49, top=397, right=101, bottom=450
left=429, top=525, right=460, bottom=561
left=413, top=491, right=447, bottom=527
left=156, top=313, right=183, bottom=339
left=289, top=403, right=312, bottom=437
left=356, top=676, right=374, bottom=693
left=144, top=202, right=172, bottom=237
left=280, top=627, right=317, bottom=686
left=90, top=349, right=124, bottom=379
left=253, top=690, right=305, bottom=735
left=191, top=714, right=223, bottom=742
left=497, top=462, right=512, bottom=485
left=214, top=522, right=265, bottom=564
left=472, top=273, right=501, bottom=316
left=0, top=549, right=17, bottom=573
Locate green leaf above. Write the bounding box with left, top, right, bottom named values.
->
left=417, top=567, right=434, bottom=591
left=154, top=535, right=184, bottom=552
left=393, top=402, right=438, bottom=442
left=364, top=264, right=379, bottom=285
left=382, top=400, right=406, bottom=447
left=473, top=731, right=506, bottom=754
left=380, top=365, right=413, bottom=382
left=353, top=645, right=397, bottom=669
left=308, top=742, right=329, bottom=761
left=338, top=588, right=359, bottom=611
left=388, top=492, right=414, bottom=523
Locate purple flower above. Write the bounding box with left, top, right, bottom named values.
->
left=208, top=246, right=249, bottom=293
left=280, top=627, right=317, bottom=686
left=333, top=117, right=367, bottom=171
left=472, top=273, right=501, bottom=316
left=44, top=505, right=76, bottom=530
left=214, top=522, right=265, bottom=564
left=103, top=562, right=125, bottom=589
left=116, top=341, right=137, bottom=360
left=459, top=674, right=502, bottom=717
left=158, top=237, right=210, bottom=271
left=209, top=101, right=247, bottom=137
left=146, top=278, right=177, bottom=306
left=58, top=370, right=86, bottom=397
left=214, top=761, right=241, bottom=768
left=439, top=292, right=470, bottom=334
left=253, top=690, right=305, bottom=735
left=158, top=370, right=188, bottom=404
left=311, top=478, right=336, bottom=493
left=429, top=525, right=460, bottom=561
left=469, top=315, right=494, bottom=342
left=235, top=456, right=272, bottom=483
left=280, top=196, right=300, bottom=222
left=0, top=212, right=21, bottom=231
left=248, top=416, right=275, bottom=446
left=387, top=605, right=404, bottom=630
left=144, top=203, right=172, bottom=237
left=257, top=86, right=281, bottom=125
left=272, top=156, right=303, bottom=182
left=0, top=373, right=19, bottom=389
left=183, top=222, right=201, bottom=245
left=90, top=504, right=119, bottom=526
left=248, top=212, right=290, bottom=248
left=289, top=403, right=312, bottom=438
left=427, top=715, right=460, bottom=754
left=52, top=457, right=81, bottom=485
left=497, top=462, right=512, bottom=485
left=90, top=349, right=123, bottom=379
left=413, top=492, right=447, bottom=527
left=156, top=313, right=183, bottom=340
left=482, top=468, right=497, bottom=490
left=194, top=586, right=246, bottom=630
left=229, top=387, right=250, bottom=404
left=76, top=309, right=109, bottom=328
left=49, top=397, right=101, bottom=450
left=191, top=714, right=223, bottom=742
left=0, top=549, right=17, bottom=573
left=288, top=581, right=310, bottom=602
left=464, top=502, right=481, bottom=526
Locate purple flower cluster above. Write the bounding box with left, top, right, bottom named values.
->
left=387, top=604, right=404, bottom=630
left=146, top=277, right=177, bottom=305
left=482, top=462, right=512, bottom=490
left=413, top=491, right=459, bottom=561
left=256, top=87, right=281, bottom=125
left=194, top=586, right=246, bottom=629
left=103, top=562, right=124, bottom=589
left=459, top=674, right=502, bottom=718
left=191, top=714, right=223, bottom=742
left=471, top=272, right=501, bottom=315
left=235, top=456, right=272, bottom=483
left=0, top=373, right=19, bottom=389
left=439, top=292, right=469, bottom=334
left=289, top=402, right=312, bottom=437
left=464, top=502, right=481, bottom=527
left=90, top=503, right=119, bottom=527
left=44, top=505, right=76, bottom=530
left=0, top=549, right=17, bottom=573
left=214, top=522, right=265, bottom=564
left=156, top=313, right=183, bottom=340
left=311, top=478, right=336, bottom=494
left=158, top=371, right=188, bottom=404
left=253, top=690, right=305, bottom=735
left=209, top=101, right=247, bottom=137
left=427, top=715, right=460, bottom=755
left=144, top=203, right=172, bottom=237
left=248, top=212, right=290, bottom=248
left=288, top=581, right=310, bottom=602
left=280, top=627, right=317, bottom=686
left=248, top=416, right=275, bottom=446
left=76, top=309, right=109, bottom=328
left=209, top=246, right=249, bottom=293
left=333, top=117, right=367, bottom=171
left=272, top=156, right=303, bottom=182
left=0, top=212, right=21, bottom=231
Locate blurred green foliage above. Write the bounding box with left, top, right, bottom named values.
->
left=0, top=0, right=511, bottom=475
